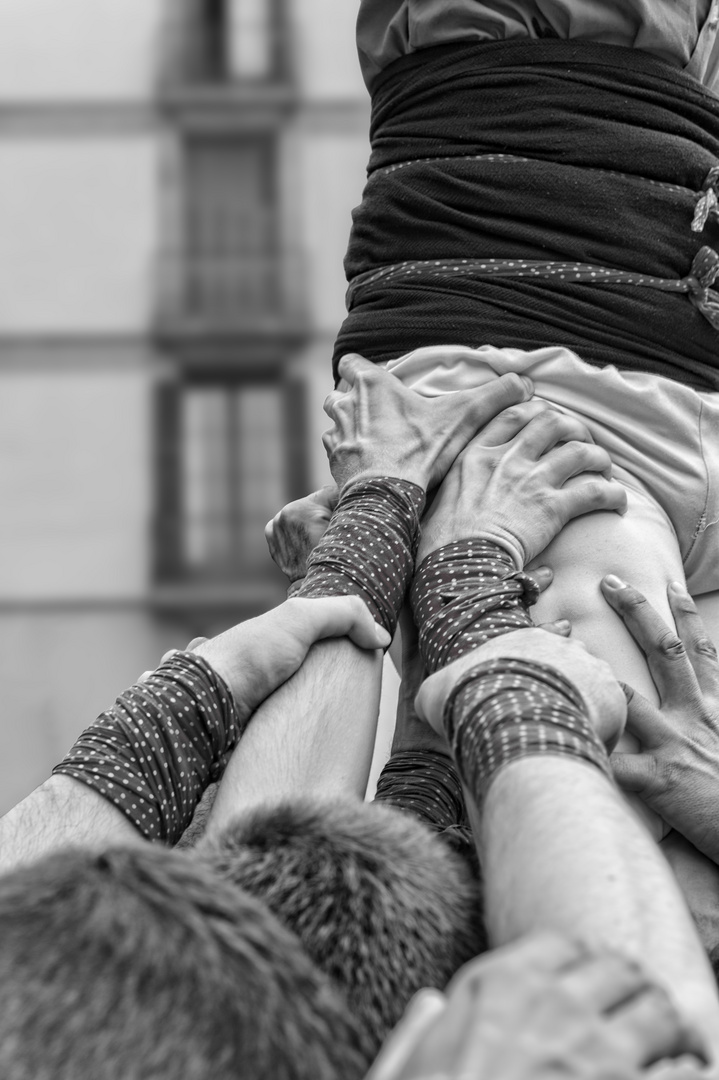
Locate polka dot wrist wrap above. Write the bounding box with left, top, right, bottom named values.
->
left=53, top=652, right=241, bottom=843
left=374, top=748, right=477, bottom=874
left=296, top=476, right=426, bottom=637
left=410, top=540, right=540, bottom=673
left=442, top=658, right=613, bottom=802
left=374, top=749, right=466, bottom=832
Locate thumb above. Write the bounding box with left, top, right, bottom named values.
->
left=610, top=751, right=657, bottom=796
left=314, top=484, right=340, bottom=513
left=450, top=373, right=533, bottom=436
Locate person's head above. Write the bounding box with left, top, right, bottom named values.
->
left=206, top=797, right=486, bottom=1057
left=0, top=844, right=368, bottom=1080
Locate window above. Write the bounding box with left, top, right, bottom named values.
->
left=227, top=0, right=274, bottom=80
left=188, top=0, right=284, bottom=84
left=181, top=135, right=279, bottom=321
left=154, top=375, right=307, bottom=588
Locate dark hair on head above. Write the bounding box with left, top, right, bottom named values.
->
left=0, top=844, right=368, bottom=1080
left=205, top=797, right=486, bottom=1058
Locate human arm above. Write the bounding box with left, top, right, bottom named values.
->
left=408, top=414, right=719, bottom=1055
left=201, top=353, right=533, bottom=836
left=0, top=596, right=387, bottom=874
left=366, top=934, right=707, bottom=1080
left=414, top=634, right=719, bottom=1061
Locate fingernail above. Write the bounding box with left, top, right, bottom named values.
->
left=520, top=375, right=534, bottom=395
left=669, top=580, right=687, bottom=595
left=376, top=628, right=392, bottom=648
left=531, top=565, right=552, bottom=582
left=553, top=619, right=570, bottom=631
left=603, top=574, right=626, bottom=590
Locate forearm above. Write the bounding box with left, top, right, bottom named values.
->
left=50, top=653, right=241, bottom=846
left=0, top=775, right=142, bottom=875
left=660, top=830, right=719, bottom=955
left=438, top=656, right=719, bottom=1058
left=479, top=758, right=719, bottom=1057
left=203, top=638, right=383, bottom=839
left=204, top=477, right=424, bottom=840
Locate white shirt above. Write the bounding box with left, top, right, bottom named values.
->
left=357, top=0, right=719, bottom=94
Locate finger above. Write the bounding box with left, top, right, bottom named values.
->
left=558, top=953, right=654, bottom=1014
left=160, top=648, right=180, bottom=665
left=314, top=484, right=340, bottom=513
left=620, top=683, right=671, bottom=749
left=666, top=581, right=719, bottom=695
left=322, top=390, right=345, bottom=420
left=610, top=751, right=660, bottom=796
left=610, top=985, right=708, bottom=1067
left=554, top=478, right=628, bottom=522
left=601, top=578, right=700, bottom=706
left=186, top=637, right=208, bottom=651
left=527, top=564, right=554, bottom=593
left=364, top=990, right=448, bottom=1080
left=447, top=932, right=588, bottom=999
left=448, top=372, right=533, bottom=437
left=137, top=670, right=154, bottom=684
left=513, top=409, right=594, bottom=459
left=473, top=398, right=552, bottom=448
left=336, top=353, right=376, bottom=388
left=321, top=427, right=335, bottom=459
left=290, top=595, right=391, bottom=651
left=543, top=442, right=614, bottom=485
left=539, top=619, right=572, bottom=636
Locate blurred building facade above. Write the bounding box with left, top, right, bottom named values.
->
left=0, top=0, right=372, bottom=812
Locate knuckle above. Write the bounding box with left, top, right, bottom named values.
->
left=578, top=480, right=608, bottom=504
left=614, top=587, right=649, bottom=614
left=655, top=626, right=687, bottom=661
left=499, top=371, right=526, bottom=396
left=695, top=636, right=719, bottom=662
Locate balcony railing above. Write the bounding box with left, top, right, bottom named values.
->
left=155, top=250, right=309, bottom=340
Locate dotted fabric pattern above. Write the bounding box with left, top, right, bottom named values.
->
left=442, top=658, right=613, bottom=801
left=53, top=653, right=241, bottom=844
left=374, top=749, right=467, bottom=830
left=344, top=248, right=719, bottom=334
left=411, top=539, right=540, bottom=674
left=297, top=476, right=426, bottom=637
left=374, top=749, right=478, bottom=874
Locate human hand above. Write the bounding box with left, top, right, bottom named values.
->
left=415, top=627, right=626, bottom=751
left=601, top=577, right=719, bottom=864
left=265, top=485, right=339, bottom=584
left=323, top=354, right=532, bottom=492
left=418, top=401, right=628, bottom=567
left=195, top=595, right=390, bottom=724
left=365, top=933, right=707, bottom=1080
left=137, top=636, right=208, bottom=683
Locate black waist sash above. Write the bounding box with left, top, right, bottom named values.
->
left=334, top=40, right=719, bottom=390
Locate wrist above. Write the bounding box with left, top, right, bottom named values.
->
left=411, top=540, right=538, bottom=673
left=194, top=633, right=250, bottom=721
left=418, top=526, right=524, bottom=569
left=338, top=467, right=427, bottom=495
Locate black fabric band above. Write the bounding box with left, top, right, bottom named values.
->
left=443, top=657, right=613, bottom=801
left=297, top=476, right=426, bottom=637
left=410, top=539, right=538, bottom=674
left=373, top=749, right=467, bottom=831
left=334, top=39, right=719, bottom=389
left=53, top=653, right=241, bottom=843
